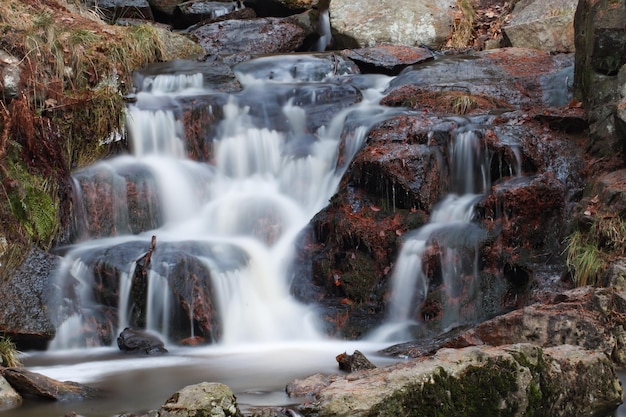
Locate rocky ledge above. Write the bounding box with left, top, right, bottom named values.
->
left=287, top=343, right=622, bottom=417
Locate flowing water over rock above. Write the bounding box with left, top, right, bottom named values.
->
left=49, top=54, right=401, bottom=349
left=2, top=51, right=593, bottom=416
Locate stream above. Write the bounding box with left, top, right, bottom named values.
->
left=1, top=50, right=623, bottom=416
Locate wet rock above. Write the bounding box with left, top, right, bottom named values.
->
left=83, top=0, right=154, bottom=23
left=503, top=0, right=578, bottom=53
left=157, top=244, right=224, bottom=342
left=134, top=59, right=242, bottom=93
left=160, top=382, right=243, bottom=417
left=336, top=350, right=376, bottom=372
left=341, top=44, right=434, bottom=75
left=191, top=17, right=306, bottom=64
left=179, top=93, right=230, bottom=162
left=288, top=343, right=622, bottom=417
left=616, top=65, right=626, bottom=150
left=72, top=163, right=164, bottom=239
left=329, top=0, right=455, bottom=49
left=52, top=240, right=243, bottom=345
left=0, top=248, right=58, bottom=350
left=0, top=368, right=99, bottom=401
left=117, top=327, right=168, bottom=354
left=590, top=169, right=626, bottom=219
left=575, top=0, right=626, bottom=78
left=478, top=173, right=568, bottom=265
left=350, top=129, right=446, bottom=212
left=232, top=53, right=360, bottom=82
left=172, top=0, right=245, bottom=29
left=574, top=0, right=626, bottom=159
left=183, top=7, right=257, bottom=31
left=234, top=82, right=363, bottom=133
left=148, top=0, right=186, bottom=16
left=385, top=48, right=575, bottom=110
left=283, top=8, right=325, bottom=49
left=443, top=286, right=626, bottom=366
left=0, top=375, right=22, bottom=411
left=303, top=180, right=427, bottom=337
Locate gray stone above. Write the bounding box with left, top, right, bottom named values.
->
left=0, top=248, right=58, bottom=350
left=329, top=0, right=455, bottom=49
left=160, top=382, right=243, bottom=417
left=0, top=50, right=21, bottom=102
left=0, top=376, right=21, bottom=412
left=503, top=0, right=578, bottom=53
left=191, top=17, right=306, bottom=63
left=1, top=368, right=99, bottom=401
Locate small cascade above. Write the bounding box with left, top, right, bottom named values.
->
left=51, top=56, right=398, bottom=348
left=372, top=126, right=521, bottom=342
left=315, top=8, right=332, bottom=51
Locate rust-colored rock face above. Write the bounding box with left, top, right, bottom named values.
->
left=300, top=100, right=585, bottom=338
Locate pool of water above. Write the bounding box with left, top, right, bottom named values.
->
left=0, top=341, right=397, bottom=417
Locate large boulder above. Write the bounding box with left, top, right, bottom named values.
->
left=287, top=343, right=622, bottom=417
left=384, top=48, right=575, bottom=110
left=503, top=0, right=578, bottom=53
left=385, top=286, right=626, bottom=365
left=574, top=0, right=626, bottom=159
left=191, top=17, right=307, bottom=64
left=446, top=286, right=626, bottom=365
left=329, top=0, right=455, bottom=49
left=159, top=382, right=243, bottom=417
left=0, top=368, right=99, bottom=401
left=340, top=44, right=434, bottom=75
left=0, top=248, right=58, bottom=350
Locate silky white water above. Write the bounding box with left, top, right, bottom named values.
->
left=51, top=60, right=399, bottom=349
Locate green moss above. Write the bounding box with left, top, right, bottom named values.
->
left=339, top=251, right=380, bottom=303
left=510, top=349, right=556, bottom=417
left=5, top=161, right=59, bottom=249
left=367, top=360, right=522, bottom=417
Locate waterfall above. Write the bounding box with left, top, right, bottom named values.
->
left=51, top=59, right=397, bottom=348
left=371, top=127, right=521, bottom=342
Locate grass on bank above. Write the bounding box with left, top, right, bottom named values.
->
left=0, top=0, right=200, bottom=274
left=0, top=335, right=22, bottom=367
left=449, top=0, right=476, bottom=49
left=565, top=217, right=626, bottom=287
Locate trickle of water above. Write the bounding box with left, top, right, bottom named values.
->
left=316, top=8, right=332, bottom=51
left=371, top=127, right=521, bottom=342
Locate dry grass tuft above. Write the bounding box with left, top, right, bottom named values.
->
left=565, top=216, right=626, bottom=287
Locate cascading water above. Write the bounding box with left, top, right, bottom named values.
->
left=371, top=123, right=521, bottom=342
left=50, top=55, right=398, bottom=349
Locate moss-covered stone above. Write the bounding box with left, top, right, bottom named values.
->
left=366, top=361, right=521, bottom=417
